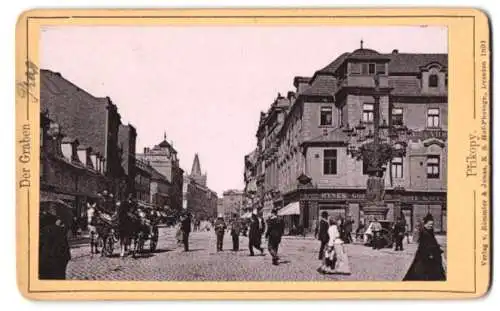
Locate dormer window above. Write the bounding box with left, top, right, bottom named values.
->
left=360, top=63, right=376, bottom=75
left=429, top=74, right=439, bottom=87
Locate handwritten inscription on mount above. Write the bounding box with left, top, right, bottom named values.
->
left=17, top=60, right=38, bottom=189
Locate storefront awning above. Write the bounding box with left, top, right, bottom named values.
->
left=278, top=202, right=300, bottom=216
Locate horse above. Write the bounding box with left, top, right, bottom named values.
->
left=86, top=202, right=100, bottom=255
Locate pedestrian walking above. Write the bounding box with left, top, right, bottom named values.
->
left=403, top=214, right=446, bottom=281
left=214, top=214, right=227, bottom=252
left=318, top=216, right=339, bottom=274
left=318, top=216, right=351, bottom=275
left=175, top=222, right=183, bottom=247
left=39, top=217, right=71, bottom=279
left=248, top=210, right=264, bottom=256
left=333, top=217, right=352, bottom=274
left=371, top=218, right=383, bottom=250
left=316, top=211, right=329, bottom=260
left=412, top=220, right=423, bottom=244
left=265, top=209, right=284, bottom=265
left=393, top=216, right=406, bottom=251
left=180, top=212, right=192, bottom=252
left=258, top=212, right=266, bottom=237
left=230, top=218, right=242, bottom=251
left=343, top=216, right=354, bottom=244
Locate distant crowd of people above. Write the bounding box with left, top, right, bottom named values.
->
left=175, top=208, right=285, bottom=266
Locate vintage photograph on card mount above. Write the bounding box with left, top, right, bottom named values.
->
left=16, top=9, right=491, bottom=300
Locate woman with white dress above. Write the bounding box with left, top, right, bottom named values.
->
left=318, top=216, right=351, bottom=275
left=333, top=217, right=351, bottom=275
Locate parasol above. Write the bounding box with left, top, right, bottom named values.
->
left=40, top=199, right=74, bottom=229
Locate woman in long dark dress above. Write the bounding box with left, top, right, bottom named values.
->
left=403, top=214, right=445, bottom=281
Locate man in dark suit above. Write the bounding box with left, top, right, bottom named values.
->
left=265, top=209, right=285, bottom=265
left=180, top=212, right=192, bottom=252
left=316, top=211, right=329, bottom=260
left=230, top=218, right=242, bottom=251
left=248, top=211, right=264, bottom=256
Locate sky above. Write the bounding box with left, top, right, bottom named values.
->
left=40, top=25, right=447, bottom=196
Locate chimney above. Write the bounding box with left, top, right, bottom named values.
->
left=392, top=49, right=399, bottom=54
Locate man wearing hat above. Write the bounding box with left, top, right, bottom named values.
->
left=265, top=208, right=285, bottom=265
left=180, top=211, right=192, bottom=252
left=214, top=214, right=227, bottom=252
left=316, top=211, right=330, bottom=260
left=248, top=208, right=264, bottom=256
left=230, top=215, right=242, bottom=251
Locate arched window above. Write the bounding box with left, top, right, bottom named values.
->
left=429, top=74, right=439, bottom=87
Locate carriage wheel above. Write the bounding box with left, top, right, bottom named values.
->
left=105, top=235, right=114, bottom=256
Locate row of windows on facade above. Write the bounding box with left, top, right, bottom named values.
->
left=320, top=106, right=441, bottom=128
left=322, top=149, right=441, bottom=179
left=347, top=62, right=444, bottom=88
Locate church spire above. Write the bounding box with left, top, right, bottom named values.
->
left=191, top=153, right=202, bottom=176
left=163, top=131, right=166, bottom=141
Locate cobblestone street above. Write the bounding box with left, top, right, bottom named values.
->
left=67, top=227, right=446, bottom=281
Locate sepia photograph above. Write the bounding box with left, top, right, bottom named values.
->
left=36, top=24, right=449, bottom=282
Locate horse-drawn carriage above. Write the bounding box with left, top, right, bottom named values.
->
left=87, top=193, right=160, bottom=258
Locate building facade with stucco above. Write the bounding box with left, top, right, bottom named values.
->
left=247, top=45, right=448, bottom=233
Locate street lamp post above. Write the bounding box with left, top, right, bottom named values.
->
left=345, top=73, right=410, bottom=221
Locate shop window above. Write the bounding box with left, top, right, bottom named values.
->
left=323, top=149, right=338, bottom=175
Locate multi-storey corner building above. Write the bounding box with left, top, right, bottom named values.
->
left=182, top=154, right=218, bottom=220
left=246, top=46, right=448, bottom=233
left=137, top=134, right=184, bottom=212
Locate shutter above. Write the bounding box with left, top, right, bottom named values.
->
left=350, top=63, right=361, bottom=75
left=361, top=63, right=369, bottom=75
left=376, top=63, right=386, bottom=74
